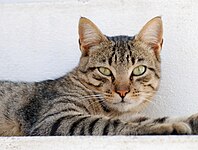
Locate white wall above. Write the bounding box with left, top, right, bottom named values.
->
left=0, top=0, right=198, bottom=118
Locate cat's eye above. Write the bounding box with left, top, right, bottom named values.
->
left=98, top=67, right=112, bottom=76
left=132, top=65, right=146, bottom=76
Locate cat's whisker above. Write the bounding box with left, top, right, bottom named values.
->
left=78, top=95, right=104, bottom=100
left=107, top=111, right=117, bottom=117
left=103, top=93, right=112, bottom=96
left=81, top=94, right=103, bottom=98
left=84, top=98, right=105, bottom=108
left=85, top=99, right=107, bottom=113
left=143, top=98, right=161, bottom=112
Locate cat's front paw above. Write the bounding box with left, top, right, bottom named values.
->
left=148, top=122, right=191, bottom=135
left=187, top=113, right=198, bottom=134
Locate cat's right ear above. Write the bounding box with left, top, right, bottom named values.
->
left=78, top=17, right=108, bottom=56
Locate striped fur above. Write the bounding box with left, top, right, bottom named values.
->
left=1, top=17, right=198, bottom=136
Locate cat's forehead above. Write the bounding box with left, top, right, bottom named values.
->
left=88, top=35, right=156, bottom=70
left=99, top=36, right=152, bottom=62
left=107, top=36, right=135, bottom=61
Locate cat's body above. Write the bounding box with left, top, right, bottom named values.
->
left=0, top=17, right=198, bottom=136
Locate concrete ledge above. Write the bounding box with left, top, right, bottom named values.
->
left=1, top=136, right=198, bottom=150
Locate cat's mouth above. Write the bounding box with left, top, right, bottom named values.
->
left=112, top=100, right=131, bottom=104
left=112, top=100, right=142, bottom=106
left=105, top=98, right=144, bottom=112
left=102, top=93, right=146, bottom=112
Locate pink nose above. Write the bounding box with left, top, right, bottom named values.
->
left=116, top=90, right=129, bottom=97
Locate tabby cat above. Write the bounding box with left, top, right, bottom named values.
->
left=0, top=16, right=198, bottom=136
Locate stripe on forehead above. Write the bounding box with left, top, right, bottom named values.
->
left=107, top=35, right=134, bottom=65
left=107, top=35, right=134, bottom=41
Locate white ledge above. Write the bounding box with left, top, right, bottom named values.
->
left=1, top=136, right=198, bottom=150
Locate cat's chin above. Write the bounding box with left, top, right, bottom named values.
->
left=108, top=101, right=143, bottom=113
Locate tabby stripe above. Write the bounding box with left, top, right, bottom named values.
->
left=49, top=114, right=83, bottom=135
left=42, top=97, right=81, bottom=116
left=85, top=81, right=103, bottom=88
left=30, top=114, right=82, bottom=135
left=102, top=121, right=111, bottom=135
left=38, top=108, right=78, bottom=125
left=108, top=51, right=115, bottom=65
left=63, top=92, right=84, bottom=98
left=127, top=43, right=131, bottom=50
left=98, top=100, right=111, bottom=113
left=68, top=116, right=90, bottom=135
left=134, top=117, right=149, bottom=123
left=78, top=67, right=95, bottom=74
left=50, top=116, right=67, bottom=135
left=131, top=57, right=135, bottom=65
left=137, top=58, right=145, bottom=62
left=146, top=84, right=155, bottom=90
left=79, top=126, right=85, bottom=135
left=69, top=76, right=95, bottom=94
left=112, top=119, right=122, bottom=133
left=54, top=100, right=90, bottom=114
left=126, top=54, right=130, bottom=63
left=153, top=117, right=168, bottom=123
left=112, top=45, right=116, bottom=52
left=129, top=51, right=132, bottom=57
left=148, top=68, right=160, bottom=79
left=114, top=54, right=117, bottom=64
left=108, top=56, right=113, bottom=66
left=92, top=75, right=104, bottom=82
left=81, top=74, right=103, bottom=87
left=72, top=81, right=91, bottom=90
left=88, top=118, right=101, bottom=135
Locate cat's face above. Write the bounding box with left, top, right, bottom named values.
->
left=78, top=17, right=163, bottom=113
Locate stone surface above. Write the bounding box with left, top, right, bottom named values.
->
left=1, top=136, right=198, bottom=150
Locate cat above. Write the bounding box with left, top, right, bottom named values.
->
left=0, top=16, right=198, bottom=136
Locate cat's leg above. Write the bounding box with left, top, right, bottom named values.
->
left=186, top=113, right=198, bottom=134
left=117, top=112, right=198, bottom=135
left=29, top=113, right=193, bottom=136
left=141, top=114, right=198, bottom=135
left=128, top=116, right=192, bottom=135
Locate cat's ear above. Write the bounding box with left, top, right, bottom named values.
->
left=78, top=17, right=108, bottom=56
left=135, top=16, right=163, bottom=53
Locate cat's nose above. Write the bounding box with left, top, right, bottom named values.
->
left=116, top=90, right=129, bottom=98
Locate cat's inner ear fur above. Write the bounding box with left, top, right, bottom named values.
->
left=135, top=16, right=163, bottom=53
left=78, top=17, right=108, bottom=56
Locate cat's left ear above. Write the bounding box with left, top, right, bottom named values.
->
left=78, top=17, right=108, bottom=56
left=135, top=16, right=163, bottom=54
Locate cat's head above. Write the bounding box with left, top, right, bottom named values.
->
left=77, top=17, right=163, bottom=113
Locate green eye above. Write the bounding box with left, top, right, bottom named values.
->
left=132, top=65, right=146, bottom=76
left=98, top=67, right=112, bottom=76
